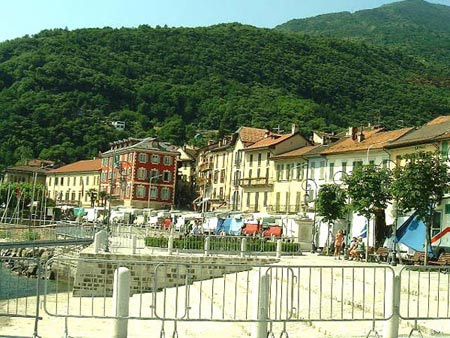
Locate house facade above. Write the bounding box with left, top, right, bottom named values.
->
left=239, top=126, right=311, bottom=213
left=46, top=159, right=102, bottom=207
left=100, top=137, right=179, bottom=209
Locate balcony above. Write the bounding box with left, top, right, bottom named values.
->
left=198, top=162, right=213, bottom=172
left=239, top=177, right=273, bottom=188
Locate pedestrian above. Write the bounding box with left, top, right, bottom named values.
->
left=334, top=229, right=344, bottom=260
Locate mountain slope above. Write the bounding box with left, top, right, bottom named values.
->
left=275, top=0, right=450, bottom=66
left=0, top=23, right=449, bottom=168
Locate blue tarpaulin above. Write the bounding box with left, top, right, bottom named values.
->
left=395, top=213, right=433, bottom=256
left=215, top=218, right=243, bottom=235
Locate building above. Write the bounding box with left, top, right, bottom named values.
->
left=100, top=137, right=179, bottom=209
left=46, top=159, right=102, bottom=207
left=239, top=125, right=311, bottom=213
left=195, top=127, right=269, bottom=212
left=3, top=159, right=55, bottom=185
left=176, top=145, right=198, bottom=183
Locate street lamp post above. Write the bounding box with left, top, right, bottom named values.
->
left=147, top=174, right=163, bottom=209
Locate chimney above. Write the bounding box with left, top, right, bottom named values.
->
left=357, top=127, right=365, bottom=142
left=291, top=123, right=299, bottom=134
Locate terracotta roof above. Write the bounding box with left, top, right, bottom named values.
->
left=49, top=159, right=102, bottom=173
left=426, top=116, right=450, bottom=126
left=321, top=128, right=412, bottom=155
left=245, top=133, right=294, bottom=150
left=270, top=145, right=320, bottom=160
left=237, top=127, right=269, bottom=145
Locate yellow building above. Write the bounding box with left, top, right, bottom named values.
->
left=46, top=159, right=102, bottom=207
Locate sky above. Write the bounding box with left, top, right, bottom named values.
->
left=1, top=0, right=450, bottom=42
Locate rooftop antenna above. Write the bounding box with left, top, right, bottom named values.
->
left=273, top=124, right=284, bottom=134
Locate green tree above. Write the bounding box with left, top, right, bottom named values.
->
left=344, top=164, right=392, bottom=260
left=315, top=183, right=347, bottom=255
left=390, top=151, right=450, bottom=264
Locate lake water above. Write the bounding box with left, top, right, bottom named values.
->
left=0, top=263, right=63, bottom=300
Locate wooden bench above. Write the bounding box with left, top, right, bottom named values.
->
left=429, top=252, right=450, bottom=266
left=371, top=247, right=390, bottom=263
left=403, top=251, right=425, bottom=265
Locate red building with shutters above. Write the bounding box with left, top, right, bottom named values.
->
left=100, top=137, right=179, bottom=209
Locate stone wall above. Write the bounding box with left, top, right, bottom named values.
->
left=72, top=248, right=278, bottom=297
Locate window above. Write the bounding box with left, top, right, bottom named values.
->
left=266, top=152, right=270, bottom=165
left=319, top=161, right=326, bottom=179
left=61, top=177, right=64, bottom=185
left=256, top=168, right=261, bottom=178
left=352, top=161, right=363, bottom=169
left=220, top=169, right=225, bottom=183
left=163, top=170, right=171, bottom=182
left=246, top=192, right=251, bottom=207
left=73, top=177, right=76, bottom=185
left=286, top=164, right=291, bottom=180
left=86, top=176, right=89, bottom=185
left=219, top=187, right=224, bottom=199
left=138, top=153, right=148, bottom=163
left=329, top=163, right=335, bottom=181
left=310, top=162, right=316, bottom=180
left=249, top=169, right=252, bottom=179
left=382, top=159, right=389, bottom=169
left=369, top=160, right=375, bottom=165
left=102, top=158, right=108, bottom=166
left=137, top=168, right=147, bottom=180
left=150, top=186, right=158, bottom=199
left=161, top=187, right=170, bottom=200
left=149, top=169, right=159, bottom=179
left=257, top=153, right=262, bottom=166
left=151, top=154, right=160, bottom=164
left=276, top=165, right=282, bottom=181
left=101, top=172, right=107, bottom=182
left=164, top=156, right=173, bottom=165
left=249, top=154, right=253, bottom=163
left=128, top=153, right=133, bottom=163
left=263, top=192, right=268, bottom=207
left=135, top=185, right=146, bottom=198
left=342, top=162, right=347, bottom=173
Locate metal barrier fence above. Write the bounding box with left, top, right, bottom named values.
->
left=399, top=265, right=450, bottom=320
left=0, top=256, right=41, bottom=338
left=3, top=255, right=450, bottom=338
left=144, top=234, right=303, bottom=257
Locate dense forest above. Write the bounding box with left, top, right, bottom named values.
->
left=275, top=0, right=450, bottom=68
left=0, top=0, right=450, bottom=169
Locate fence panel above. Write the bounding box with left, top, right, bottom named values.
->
left=399, top=265, right=450, bottom=320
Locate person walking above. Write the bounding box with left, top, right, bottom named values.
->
left=334, top=229, right=344, bottom=260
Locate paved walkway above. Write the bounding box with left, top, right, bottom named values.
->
left=1, top=252, right=449, bottom=338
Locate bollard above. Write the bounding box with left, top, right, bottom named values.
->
left=204, top=236, right=210, bottom=256
left=132, top=235, right=137, bottom=255
left=168, top=235, right=174, bottom=255
left=276, top=239, right=282, bottom=258
left=383, top=274, right=401, bottom=338
left=251, top=272, right=269, bottom=338
left=241, top=237, right=247, bottom=258
left=111, top=267, right=131, bottom=338
left=94, top=230, right=107, bottom=253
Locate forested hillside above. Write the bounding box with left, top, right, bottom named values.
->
left=275, top=0, right=450, bottom=68
left=0, top=20, right=449, bottom=169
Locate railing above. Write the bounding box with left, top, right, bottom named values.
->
left=2, top=257, right=450, bottom=338
left=0, top=223, right=95, bottom=243
left=239, top=177, right=273, bottom=187
left=144, top=235, right=303, bottom=257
